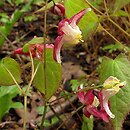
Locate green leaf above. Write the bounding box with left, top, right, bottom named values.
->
left=102, top=42, right=124, bottom=53
left=37, top=106, right=45, bottom=115
left=0, top=58, right=22, bottom=86
left=24, top=15, right=38, bottom=22
left=14, top=0, right=24, bottom=6
left=111, top=10, right=129, bottom=17
left=0, top=85, right=23, bottom=121
left=82, top=115, right=93, bottom=130
left=33, top=48, right=62, bottom=100
left=112, top=0, right=130, bottom=13
left=0, top=0, right=34, bottom=48
left=22, top=37, right=44, bottom=52
left=64, top=0, right=99, bottom=38
left=99, top=54, right=130, bottom=130
left=70, top=79, right=80, bottom=91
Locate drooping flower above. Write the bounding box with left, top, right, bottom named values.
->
left=78, top=76, right=126, bottom=122
left=53, top=8, right=92, bottom=63
left=14, top=43, right=54, bottom=60
left=102, top=76, right=126, bottom=119
left=50, top=3, right=65, bottom=16
left=78, top=85, right=109, bottom=122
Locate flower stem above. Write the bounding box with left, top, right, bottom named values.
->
left=23, top=95, right=27, bottom=130
left=78, top=85, right=103, bottom=92
left=40, top=0, right=48, bottom=129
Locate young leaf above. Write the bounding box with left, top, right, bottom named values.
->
left=0, top=58, right=22, bottom=86
left=22, top=37, right=44, bottom=52
left=0, top=85, right=23, bottom=121
left=99, top=54, right=130, bottom=130
left=64, top=0, right=99, bottom=38
left=33, top=48, right=62, bottom=100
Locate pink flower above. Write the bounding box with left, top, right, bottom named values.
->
left=78, top=86, right=109, bottom=122
left=78, top=76, right=126, bottom=122
left=14, top=44, right=54, bottom=60
left=102, top=76, right=126, bottom=119
left=50, top=3, right=65, bottom=16
left=53, top=8, right=91, bottom=63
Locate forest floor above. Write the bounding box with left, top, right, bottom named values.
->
left=0, top=1, right=130, bottom=130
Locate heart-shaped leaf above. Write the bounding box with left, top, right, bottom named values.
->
left=64, top=0, right=99, bottom=38
left=99, top=54, right=130, bottom=130
left=0, top=58, right=22, bottom=86
left=33, top=48, right=62, bottom=100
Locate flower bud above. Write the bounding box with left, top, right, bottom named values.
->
left=50, top=3, right=65, bottom=16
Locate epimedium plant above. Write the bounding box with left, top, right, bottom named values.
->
left=0, top=0, right=130, bottom=130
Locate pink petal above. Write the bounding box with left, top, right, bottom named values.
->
left=69, top=8, right=91, bottom=26
left=83, top=107, right=91, bottom=118
left=13, top=48, right=24, bottom=54
left=84, top=90, right=94, bottom=105
left=53, top=35, right=64, bottom=63
left=58, top=19, right=69, bottom=35
left=14, top=44, right=54, bottom=60
left=87, top=105, right=109, bottom=122
left=78, top=91, right=85, bottom=104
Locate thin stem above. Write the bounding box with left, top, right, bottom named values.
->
left=62, top=89, right=82, bottom=122
left=25, top=51, right=40, bottom=93
left=78, top=85, right=103, bottom=92
left=25, top=63, right=40, bottom=93
left=23, top=52, right=40, bottom=130
left=56, top=105, right=84, bottom=130
left=103, top=0, right=109, bottom=16
left=40, top=0, right=48, bottom=129
left=85, top=0, right=103, bottom=15
left=48, top=103, right=69, bottom=130
left=108, top=18, right=130, bottom=37
left=52, top=0, right=56, bottom=5
left=23, top=95, right=27, bottom=130
left=85, top=0, right=130, bottom=37
left=101, top=26, right=122, bottom=44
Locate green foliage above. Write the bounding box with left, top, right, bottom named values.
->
left=0, top=13, right=10, bottom=23
left=64, top=0, right=99, bottom=39
left=102, top=42, right=123, bottom=53
left=33, top=49, right=62, bottom=100
left=0, top=58, right=22, bottom=86
left=0, top=0, right=34, bottom=48
left=88, top=0, right=102, bottom=8
left=6, top=0, right=24, bottom=6
left=111, top=10, right=129, bottom=17
left=37, top=106, right=45, bottom=115
left=99, top=54, right=130, bottom=130
left=82, top=115, right=93, bottom=130
left=112, top=0, right=130, bottom=13
left=70, top=79, right=80, bottom=91
left=24, top=15, right=38, bottom=23
left=0, top=85, right=23, bottom=121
